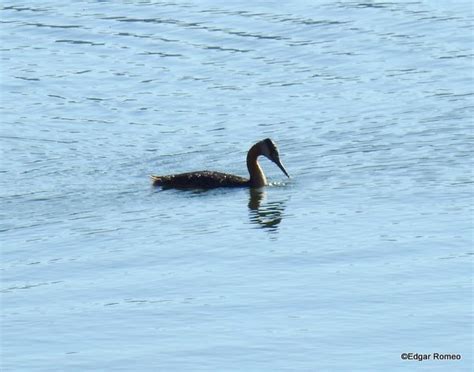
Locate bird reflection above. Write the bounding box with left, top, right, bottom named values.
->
left=248, top=188, right=286, bottom=232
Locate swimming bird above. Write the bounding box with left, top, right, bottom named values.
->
left=151, top=138, right=290, bottom=189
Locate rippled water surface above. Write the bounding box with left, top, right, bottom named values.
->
left=1, top=1, right=473, bottom=371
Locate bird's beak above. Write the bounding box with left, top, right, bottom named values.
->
left=275, top=158, right=290, bottom=178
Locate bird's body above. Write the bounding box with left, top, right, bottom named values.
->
left=151, top=138, right=289, bottom=189
left=151, top=171, right=249, bottom=189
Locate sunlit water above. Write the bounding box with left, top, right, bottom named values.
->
left=1, top=1, right=473, bottom=371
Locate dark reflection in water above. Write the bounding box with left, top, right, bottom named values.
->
left=248, top=188, right=286, bottom=233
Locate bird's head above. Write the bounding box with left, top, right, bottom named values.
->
left=259, top=138, right=290, bottom=178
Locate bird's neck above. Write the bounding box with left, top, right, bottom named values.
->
left=247, top=144, right=267, bottom=187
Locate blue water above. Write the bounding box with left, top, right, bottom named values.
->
left=1, top=1, right=473, bottom=371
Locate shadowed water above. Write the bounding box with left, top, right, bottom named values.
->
left=1, top=1, right=473, bottom=371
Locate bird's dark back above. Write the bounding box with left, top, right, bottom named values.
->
left=154, top=171, right=249, bottom=189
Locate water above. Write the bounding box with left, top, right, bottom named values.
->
left=1, top=1, right=473, bottom=371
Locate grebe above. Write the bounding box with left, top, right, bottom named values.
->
left=151, top=138, right=290, bottom=189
